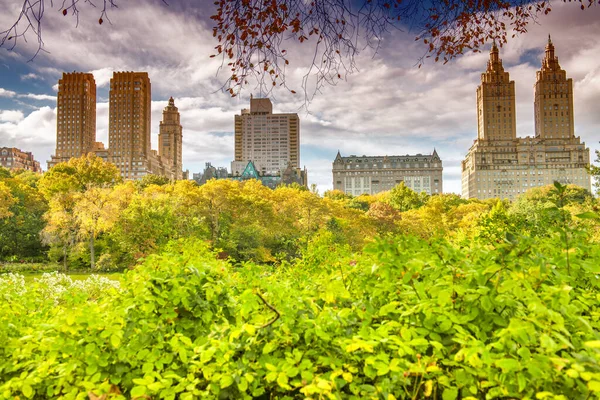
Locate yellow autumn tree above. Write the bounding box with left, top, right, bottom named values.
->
left=0, top=181, right=16, bottom=219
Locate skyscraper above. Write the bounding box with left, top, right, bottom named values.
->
left=108, top=71, right=152, bottom=180
left=476, top=41, right=517, bottom=141
left=232, top=96, right=300, bottom=175
left=159, top=97, right=183, bottom=180
left=48, top=72, right=96, bottom=168
left=462, top=38, right=590, bottom=200
left=533, top=36, right=575, bottom=140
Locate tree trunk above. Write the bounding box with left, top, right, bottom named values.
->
left=63, top=244, right=68, bottom=272
left=90, top=234, right=95, bottom=270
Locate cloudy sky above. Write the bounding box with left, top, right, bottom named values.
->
left=0, top=1, right=599, bottom=194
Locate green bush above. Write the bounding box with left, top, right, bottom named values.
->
left=1, top=233, right=599, bottom=399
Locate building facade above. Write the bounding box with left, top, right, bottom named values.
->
left=332, top=150, right=443, bottom=196
left=159, top=97, right=184, bottom=180
left=193, top=162, right=229, bottom=185
left=108, top=71, right=153, bottom=180
left=233, top=96, right=300, bottom=175
left=48, top=72, right=97, bottom=168
left=47, top=71, right=185, bottom=180
left=462, top=38, right=591, bottom=200
left=0, top=147, right=42, bottom=172
left=195, top=161, right=307, bottom=189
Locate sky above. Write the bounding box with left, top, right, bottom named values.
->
left=0, top=0, right=599, bottom=194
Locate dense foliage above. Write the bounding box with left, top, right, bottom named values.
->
left=2, top=155, right=598, bottom=272
left=2, top=225, right=600, bottom=399
left=2, top=156, right=600, bottom=399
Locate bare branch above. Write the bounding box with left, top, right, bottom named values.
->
left=255, top=290, right=280, bottom=329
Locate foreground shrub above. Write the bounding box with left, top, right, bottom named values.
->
left=1, top=235, right=599, bottom=399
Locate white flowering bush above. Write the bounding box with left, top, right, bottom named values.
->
left=0, top=273, right=26, bottom=297
left=33, top=272, right=121, bottom=304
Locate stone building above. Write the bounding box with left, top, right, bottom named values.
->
left=159, top=97, right=184, bottom=180
left=48, top=71, right=186, bottom=180
left=233, top=96, right=300, bottom=175
left=332, top=150, right=443, bottom=196
left=462, top=38, right=591, bottom=200
left=48, top=72, right=97, bottom=168
left=108, top=71, right=155, bottom=180
left=0, top=147, right=42, bottom=172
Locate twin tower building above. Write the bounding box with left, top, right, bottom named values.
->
left=462, top=36, right=591, bottom=199
left=48, top=72, right=185, bottom=180
left=333, top=36, right=591, bottom=200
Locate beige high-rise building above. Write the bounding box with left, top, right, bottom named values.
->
left=109, top=71, right=153, bottom=180
left=534, top=36, right=575, bottom=140
left=333, top=150, right=443, bottom=196
left=462, top=37, right=591, bottom=200
left=476, top=42, right=517, bottom=141
left=48, top=72, right=96, bottom=168
left=48, top=71, right=185, bottom=180
left=159, top=97, right=183, bottom=180
left=233, top=96, right=300, bottom=175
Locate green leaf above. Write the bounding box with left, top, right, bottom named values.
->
left=110, top=333, right=121, bottom=348
left=131, top=386, right=146, bottom=397
left=277, top=372, right=289, bottom=388
left=179, top=348, right=188, bottom=363
left=22, top=384, right=33, bottom=398
left=495, top=358, right=520, bottom=373
left=379, top=301, right=399, bottom=316
left=584, top=341, right=600, bottom=349
left=588, top=381, right=600, bottom=392
left=263, top=342, right=276, bottom=354
left=220, top=375, right=234, bottom=389
left=442, top=387, right=458, bottom=400
left=85, top=363, right=98, bottom=376
left=576, top=212, right=600, bottom=220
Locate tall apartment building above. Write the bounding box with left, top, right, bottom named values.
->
left=48, top=72, right=97, bottom=168
left=108, top=71, right=152, bottom=180
left=232, top=96, right=300, bottom=175
left=48, top=71, right=185, bottom=180
left=332, top=150, right=443, bottom=196
left=1, top=147, right=42, bottom=172
left=159, top=97, right=183, bottom=180
left=462, top=38, right=591, bottom=200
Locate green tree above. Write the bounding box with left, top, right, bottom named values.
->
left=39, top=154, right=122, bottom=269
left=385, top=182, right=428, bottom=212
left=0, top=172, right=48, bottom=260
left=135, top=174, right=171, bottom=190
left=0, top=181, right=16, bottom=219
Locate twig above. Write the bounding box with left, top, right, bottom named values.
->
left=256, top=291, right=280, bottom=329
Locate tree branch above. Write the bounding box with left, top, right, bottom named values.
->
left=256, top=290, right=280, bottom=328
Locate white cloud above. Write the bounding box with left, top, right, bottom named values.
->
left=91, top=67, right=116, bottom=88
left=0, top=110, right=24, bottom=123
left=19, top=93, right=55, bottom=101
left=0, top=88, right=16, bottom=97
left=0, top=106, right=56, bottom=169
left=20, top=73, right=42, bottom=81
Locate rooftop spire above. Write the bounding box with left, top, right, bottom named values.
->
left=548, top=34, right=552, bottom=45
left=488, top=40, right=500, bottom=67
